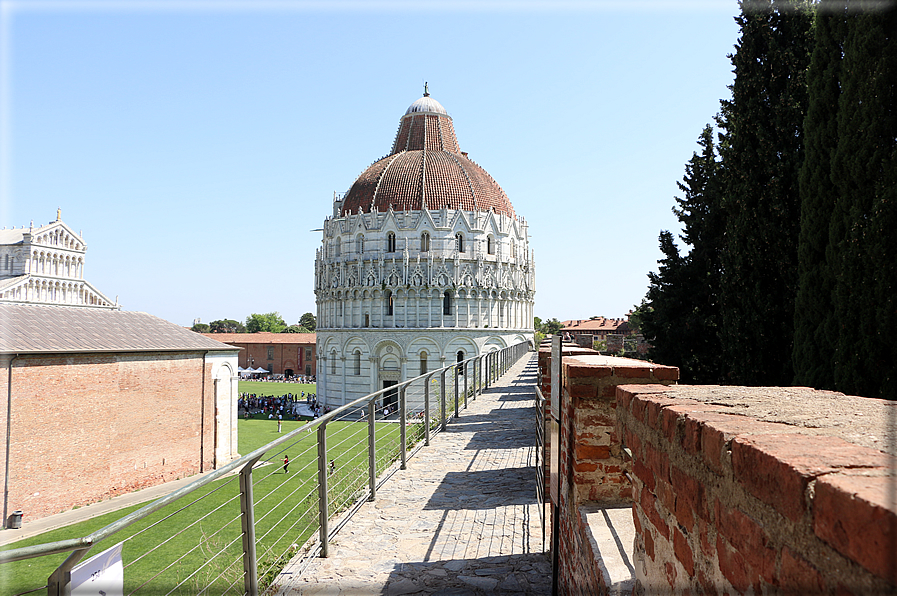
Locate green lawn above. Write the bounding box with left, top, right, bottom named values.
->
left=0, top=415, right=413, bottom=596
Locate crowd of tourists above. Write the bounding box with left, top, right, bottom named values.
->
left=239, top=390, right=319, bottom=419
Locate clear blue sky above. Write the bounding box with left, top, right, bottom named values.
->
left=1, top=0, right=741, bottom=327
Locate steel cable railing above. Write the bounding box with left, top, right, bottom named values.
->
left=0, top=341, right=532, bottom=596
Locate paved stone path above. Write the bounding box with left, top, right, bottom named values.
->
left=277, top=353, right=550, bottom=595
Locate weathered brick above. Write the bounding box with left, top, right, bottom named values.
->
left=717, top=534, right=751, bottom=594
left=568, top=380, right=597, bottom=399
left=673, top=527, right=695, bottom=576
left=640, top=486, right=670, bottom=539
left=732, top=434, right=890, bottom=522
left=715, top=500, right=776, bottom=585
left=780, top=547, right=824, bottom=595
left=652, top=366, right=679, bottom=381
left=565, top=362, right=613, bottom=379
left=814, top=473, right=897, bottom=584
left=575, top=444, right=611, bottom=461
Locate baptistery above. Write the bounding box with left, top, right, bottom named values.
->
left=314, top=88, right=535, bottom=407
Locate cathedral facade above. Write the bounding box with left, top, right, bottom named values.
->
left=0, top=212, right=117, bottom=308
left=314, top=90, right=535, bottom=407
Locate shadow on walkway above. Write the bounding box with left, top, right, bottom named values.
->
left=283, top=353, right=549, bottom=596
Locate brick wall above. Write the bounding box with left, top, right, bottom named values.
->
left=551, top=353, right=678, bottom=594
left=616, top=384, right=897, bottom=595
left=0, top=351, right=216, bottom=521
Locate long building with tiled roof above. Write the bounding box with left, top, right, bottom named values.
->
left=0, top=215, right=241, bottom=525
left=315, top=87, right=535, bottom=407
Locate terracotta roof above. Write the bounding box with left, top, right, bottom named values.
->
left=203, top=332, right=316, bottom=345
left=561, top=318, right=628, bottom=333
left=340, top=94, right=515, bottom=218
left=0, top=303, right=236, bottom=354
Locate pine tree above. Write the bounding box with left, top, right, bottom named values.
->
left=830, top=7, right=897, bottom=398
left=718, top=0, right=813, bottom=385
left=793, top=0, right=846, bottom=389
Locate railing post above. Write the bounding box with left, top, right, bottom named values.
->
left=368, top=401, right=376, bottom=501
left=239, top=461, right=259, bottom=596
left=463, top=361, right=468, bottom=409
left=424, top=374, right=431, bottom=446
left=454, top=366, right=460, bottom=419
left=400, top=384, right=407, bottom=470
left=440, top=369, right=447, bottom=432
left=317, top=424, right=329, bottom=558
left=46, top=547, right=90, bottom=596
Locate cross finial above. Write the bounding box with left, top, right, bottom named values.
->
left=423, top=82, right=429, bottom=97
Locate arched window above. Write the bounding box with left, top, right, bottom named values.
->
left=457, top=350, right=465, bottom=375
left=420, top=351, right=428, bottom=376
left=487, top=236, right=494, bottom=255
left=511, top=241, right=516, bottom=259
left=443, top=291, right=452, bottom=316
left=455, top=233, right=464, bottom=253
left=354, top=350, right=361, bottom=376
left=335, top=239, right=341, bottom=256
left=357, top=235, right=365, bottom=254
left=385, top=290, right=394, bottom=316
left=387, top=232, right=396, bottom=253
left=421, top=232, right=430, bottom=252
left=330, top=351, right=337, bottom=375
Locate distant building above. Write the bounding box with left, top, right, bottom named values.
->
left=314, top=89, right=535, bottom=407
left=561, top=317, right=633, bottom=347
left=0, top=210, right=117, bottom=308
left=203, top=332, right=317, bottom=378
left=0, top=214, right=239, bottom=525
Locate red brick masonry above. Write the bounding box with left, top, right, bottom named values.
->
left=616, top=384, right=897, bottom=595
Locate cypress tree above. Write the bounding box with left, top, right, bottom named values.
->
left=718, top=0, right=813, bottom=385
left=830, top=6, right=897, bottom=398
left=793, top=1, right=846, bottom=389
left=640, top=126, right=724, bottom=383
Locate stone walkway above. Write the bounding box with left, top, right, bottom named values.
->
left=277, top=353, right=550, bottom=595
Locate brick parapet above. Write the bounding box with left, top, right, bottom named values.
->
left=616, top=384, right=897, bottom=595
left=554, top=354, right=678, bottom=594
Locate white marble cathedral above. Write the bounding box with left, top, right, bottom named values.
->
left=314, top=89, right=535, bottom=407
left=0, top=211, right=118, bottom=309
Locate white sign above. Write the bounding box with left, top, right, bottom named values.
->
left=71, top=541, right=124, bottom=596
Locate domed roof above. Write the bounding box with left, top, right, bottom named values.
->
left=404, top=95, right=448, bottom=116
left=340, top=90, right=515, bottom=218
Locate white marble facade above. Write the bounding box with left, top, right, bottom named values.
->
left=315, top=93, right=535, bottom=407
left=0, top=213, right=118, bottom=309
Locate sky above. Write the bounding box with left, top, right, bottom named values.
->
left=0, top=0, right=742, bottom=327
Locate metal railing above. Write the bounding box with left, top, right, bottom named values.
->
left=1, top=341, right=531, bottom=596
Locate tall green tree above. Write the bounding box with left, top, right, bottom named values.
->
left=640, top=125, right=725, bottom=383
left=245, top=312, right=287, bottom=333
left=299, top=312, right=317, bottom=332
left=793, top=0, right=846, bottom=389
left=718, top=0, right=813, bottom=385
left=829, top=7, right=897, bottom=398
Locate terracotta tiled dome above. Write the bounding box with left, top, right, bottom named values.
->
left=340, top=92, right=515, bottom=218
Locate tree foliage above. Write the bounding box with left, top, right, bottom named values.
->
left=283, top=325, right=311, bottom=333
left=191, top=323, right=210, bottom=333
left=245, top=312, right=287, bottom=333
left=298, top=312, right=317, bottom=332
left=641, top=0, right=896, bottom=399
left=717, top=0, right=813, bottom=385
left=209, top=319, right=246, bottom=333
left=793, top=0, right=847, bottom=389
left=639, top=125, right=725, bottom=383
left=827, top=7, right=897, bottom=398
